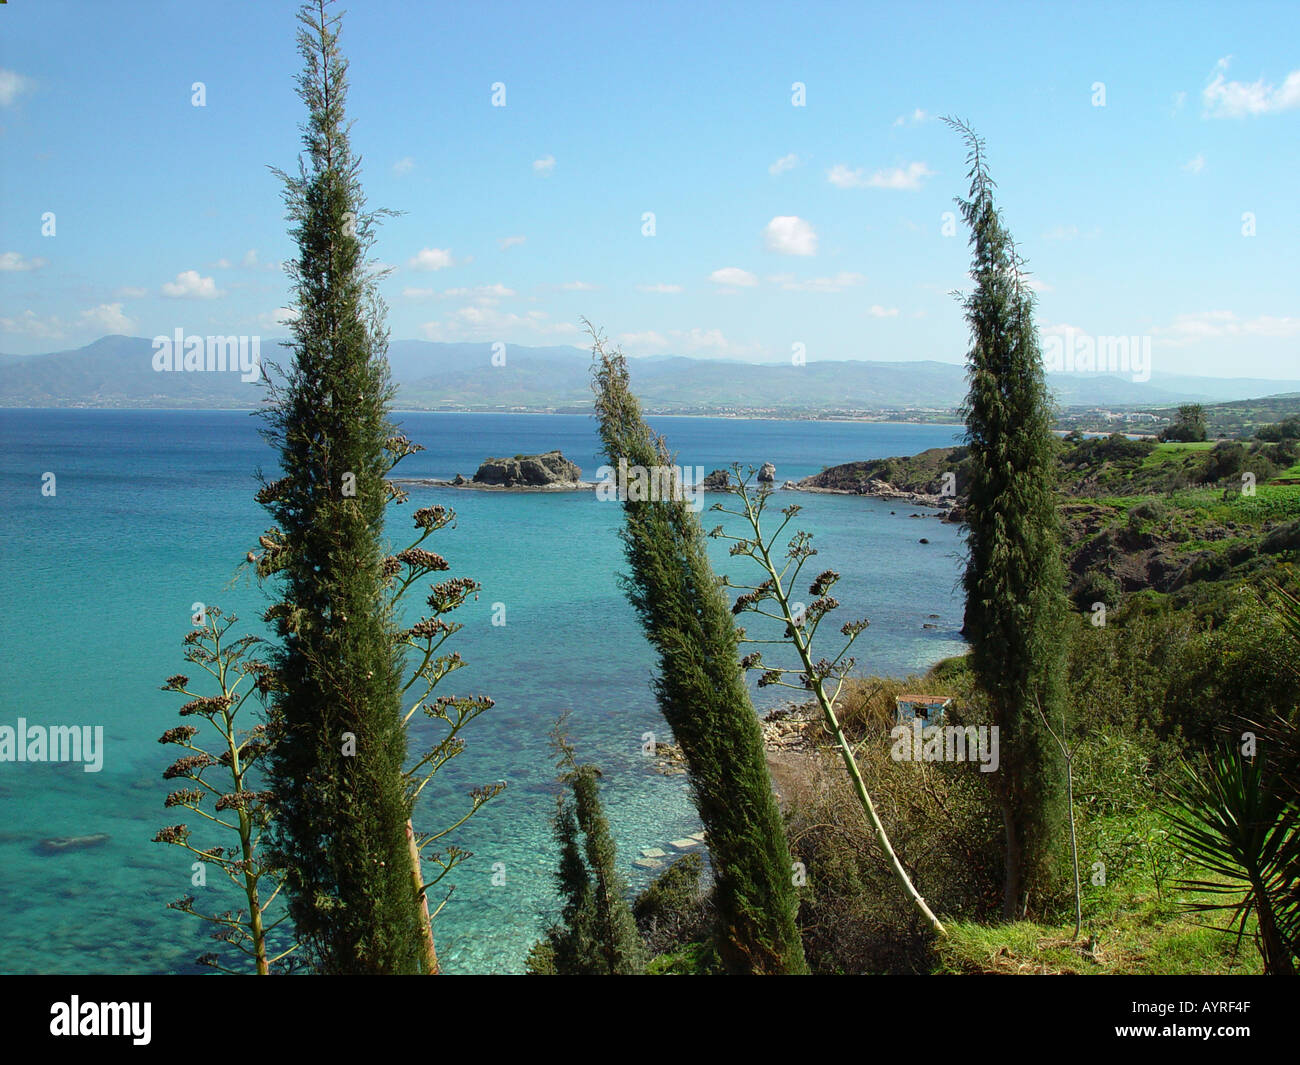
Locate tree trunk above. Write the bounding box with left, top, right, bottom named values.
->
left=999, top=795, right=1022, bottom=921
left=1254, top=882, right=1296, bottom=975
left=407, top=819, right=438, bottom=974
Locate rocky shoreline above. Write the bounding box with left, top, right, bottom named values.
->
left=393, top=477, right=595, bottom=492
left=787, top=479, right=961, bottom=519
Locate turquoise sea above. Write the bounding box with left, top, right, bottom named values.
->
left=0, top=409, right=966, bottom=974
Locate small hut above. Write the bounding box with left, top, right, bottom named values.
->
left=894, top=694, right=953, bottom=725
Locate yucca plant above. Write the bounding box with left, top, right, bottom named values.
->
left=1165, top=745, right=1297, bottom=974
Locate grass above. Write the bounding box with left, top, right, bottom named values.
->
left=934, top=886, right=1264, bottom=975
left=1090, top=484, right=1299, bottom=525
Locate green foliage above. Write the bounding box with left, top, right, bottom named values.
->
left=784, top=735, right=1001, bottom=973
left=945, top=117, right=1068, bottom=915
left=154, top=609, right=295, bottom=974
left=1165, top=747, right=1298, bottom=974
left=1071, top=570, right=1120, bottom=613
left=633, top=853, right=709, bottom=955
left=716, top=474, right=946, bottom=934
left=532, top=718, right=644, bottom=975
left=645, top=941, right=722, bottom=975
left=255, top=1, right=426, bottom=974
left=1160, top=403, right=1208, bottom=442
left=1256, top=416, right=1300, bottom=443
left=588, top=324, right=807, bottom=974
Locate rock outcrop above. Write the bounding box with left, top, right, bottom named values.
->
left=703, top=469, right=730, bottom=490
left=758, top=462, right=777, bottom=483
left=472, top=450, right=581, bottom=487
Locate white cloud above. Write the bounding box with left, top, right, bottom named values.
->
left=1043, top=224, right=1080, bottom=241
left=1, top=303, right=138, bottom=339
left=0, top=310, right=66, bottom=339
left=709, top=267, right=760, bottom=288
left=79, top=303, right=135, bottom=334
left=533, top=154, right=556, bottom=176
left=615, top=327, right=752, bottom=358
left=212, top=258, right=233, bottom=270
left=1203, top=57, right=1300, bottom=118
left=405, top=284, right=515, bottom=304
left=257, top=306, right=300, bottom=331
left=1024, top=278, right=1052, bottom=293
left=393, top=156, right=415, bottom=176
left=829, top=161, right=933, bottom=190
left=637, top=283, right=683, bottom=294
left=617, top=330, right=670, bottom=351
left=443, top=284, right=516, bottom=303
left=828, top=164, right=865, bottom=188
left=771, top=271, right=866, bottom=293
left=408, top=247, right=454, bottom=271
left=0, top=69, right=33, bottom=107
left=892, top=108, right=929, bottom=127
left=560, top=281, right=597, bottom=291
left=114, top=286, right=149, bottom=299
left=1039, top=322, right=1086, bottom=338
left=420, top=306, right=578, bottom=341
left=769, top=153, right=799, bottom=176
left=764, top=216, right=817, bottom=256
left=1152, top=310, right=1300, bottom=347
left=0, top=251, right=47, bottom=272
left=241, top=249, right=275, bottom=270
left=161, top=270, right=222, bottom=299
left=1183, top=153, right=1206, bottom=174
left=867, top=305, right=899, bottom=318
left=1172, top=90, right=1187, bottom=114
left=498, top=235, right=526, bottom=250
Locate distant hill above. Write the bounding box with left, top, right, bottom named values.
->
left=3, top=335, right=1299, bottom=414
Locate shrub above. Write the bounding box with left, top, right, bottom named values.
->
left=633, top=854, right=710, bottom=956
left=1071, top=570, right=1121, bottom=613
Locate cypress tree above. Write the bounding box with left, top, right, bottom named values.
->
left=590, top=328, right=807, bottom=974
left=258, top=0, right=426, bottom=973
left=532, top=718, right=643, bottom=975
left=945, top=118, right=1068, bottom=918
left=569, top=766, right=643, bottom=974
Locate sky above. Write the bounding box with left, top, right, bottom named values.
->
left=1, top=0, right=1297, bottom=379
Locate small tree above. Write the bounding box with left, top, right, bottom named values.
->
left=529, top=715, right=643, bottom=975
left=154, top=608, right=296, bottom=975
left=1166, top=746, right=1297, bottom=974
left=711, top=470, right=945, bottom=935
left=1160, top=403, right=1208, bottom=443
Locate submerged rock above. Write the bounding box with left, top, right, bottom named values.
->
left=39, top=833, right=110, bottom=854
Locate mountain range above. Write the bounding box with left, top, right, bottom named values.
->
left=3, top=335, right=1298, bottom=414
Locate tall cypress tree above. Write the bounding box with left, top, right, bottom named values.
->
left=258, top=0, right=425, bottom=973
left=590, top=328, right=807, bottom=974
left=945, top=118, right=1068, bottom=918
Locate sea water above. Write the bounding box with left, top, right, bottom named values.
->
left=0, top=409, right=965, bottom=974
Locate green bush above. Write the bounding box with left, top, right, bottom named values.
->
left=1071, top=569, right=1121, bottom=612
left=633, top=854, right=710, bottom=956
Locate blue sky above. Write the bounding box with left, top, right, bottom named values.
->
left=1, top=0, right=1297, bottom=378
